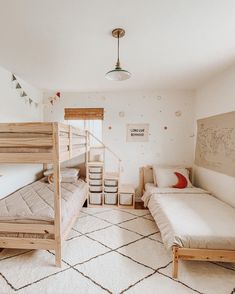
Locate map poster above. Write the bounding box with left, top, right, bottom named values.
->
left=195, top=111, right=235, bottom=177
left=126, top=124, right=149, bottom=142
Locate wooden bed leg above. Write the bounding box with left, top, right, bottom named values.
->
left=172, top=246, right=179, bottom=279
left=53, top=123, right=62, bottom=268
left=55, top=244, right=62, bottom=267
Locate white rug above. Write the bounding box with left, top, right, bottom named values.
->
left=0, top=208, right=235, bottom=294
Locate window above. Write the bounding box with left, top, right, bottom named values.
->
left=65, top=108, right=104, bottom=146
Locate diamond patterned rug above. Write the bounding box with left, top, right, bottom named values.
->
left=0, top=208, right=235, bottom=294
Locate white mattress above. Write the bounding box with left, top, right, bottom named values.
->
left=143, top=183, right=207, bottom=206
left=0, top=178, right=87, bottom=239
left=143, top=187, right=235, bottom=250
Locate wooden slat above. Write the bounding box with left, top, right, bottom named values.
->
left=0, top=147, right=52, bottom=153
left=0, top=223, right=54, bottom=234
left=87, top=161, right=104, bottom=166
left=72, top=148, right=85, bottom=157
left=58, top=123, right=70, bottom=133
left=74, top=138, right=86, bottom=146
left=59, top=132, right=69, bottom=138
left=60, top=138, right=70, bottom=146
left=0, top=133, right=52, bottom=138
left=60, top=151, right=70, bottom=162
left=73, top=144, right=86, bottom=150
left=0, top=137, right=53, bottom=147
left=64, top=108, right=104, bottom=120
left=178, top=248, right=235, bottom=262
left=0, top=237, right=55, bottom=250
left=71, top=138, right=84, bottom=145
left=60, top=146, right=69, bottom=153
left=0, top=123, right=53, bottom=133
left=71, top=127, right=86, bottom=136
left=0, top=153, right=53, bottom=163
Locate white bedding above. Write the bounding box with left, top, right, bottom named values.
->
left=142, top=187, right=235, bottom=250
left=143, top=183, right=207, bottom=206
left=0, top=178, right=88, bottom=239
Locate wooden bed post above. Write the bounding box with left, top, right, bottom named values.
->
left=172, top=246, right=179, bottom=279
left=53, top=123, right=62, bottom=267
left=43, top=163, right=48, bottom=170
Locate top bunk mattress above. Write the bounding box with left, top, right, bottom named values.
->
left=0, top=178, right=87, bottom=232
left=145, top=188, right=235, bottom=251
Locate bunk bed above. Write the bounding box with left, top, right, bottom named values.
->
left=0, top=122, right=88, bottom=267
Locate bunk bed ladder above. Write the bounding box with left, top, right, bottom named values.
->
left=86, top=131, right=123, bottom=207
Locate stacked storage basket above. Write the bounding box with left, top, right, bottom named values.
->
left=88, top=163, right=103, bottom=205
left=104, top=177, right=118, bottom=205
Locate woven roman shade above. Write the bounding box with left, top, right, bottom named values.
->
left=64, top=108, right=104, bottom=120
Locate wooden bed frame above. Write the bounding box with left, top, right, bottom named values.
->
left=0, top=122, right=87, bottom=267
left=140, top=165, right=235, bottom=278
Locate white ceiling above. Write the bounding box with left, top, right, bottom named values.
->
left=0, top=0, right=235, bottom=92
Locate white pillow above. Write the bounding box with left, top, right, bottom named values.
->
left=47, top=174, right=78, bottom=184
left=44, top=168, right=79, bottom=177
left=153, top=167, right=192, bottom=188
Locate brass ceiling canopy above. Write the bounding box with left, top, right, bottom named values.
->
left=112, top=28, right=125, bottom=38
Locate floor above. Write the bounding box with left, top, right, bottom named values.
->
left=0, top=208, right=235, bottom=294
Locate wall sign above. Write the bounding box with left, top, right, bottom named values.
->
left=126, top=124, right=149, bottom=142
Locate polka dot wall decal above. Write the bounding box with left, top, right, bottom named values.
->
left=175, top=110, right=182, bottom=117
left=164, top=126, right=168, bottom=130
left=108, top=126, right=112, bottom=130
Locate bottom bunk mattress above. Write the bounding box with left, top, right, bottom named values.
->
left=0, top=178, right=87, bottom=239
left=142, top=187, right=235, bottom=251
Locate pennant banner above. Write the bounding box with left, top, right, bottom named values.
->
left=11, top=74, right=39, bottom=108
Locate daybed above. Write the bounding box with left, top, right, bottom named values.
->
left=0, top=122, right=88, bottom=267
left=141, top=166, right=235, bottom=278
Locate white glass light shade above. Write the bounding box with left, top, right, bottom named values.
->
left=105, top=68, right=131, bottom=81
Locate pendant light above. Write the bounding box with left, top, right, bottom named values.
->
left=105, top=28, right=131, bottom=81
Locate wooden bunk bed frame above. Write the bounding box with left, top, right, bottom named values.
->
left=140, top=165, right=235, bottom=278
left=0, top=122, right=87, bottom=267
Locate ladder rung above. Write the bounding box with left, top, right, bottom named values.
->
left=87, top=161, right=104, bottom=166
left=90, top=146, right=104, bottom=149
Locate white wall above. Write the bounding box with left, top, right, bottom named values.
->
left=0, top=66, right=43, bottom=198
left=194, top=66, right=235, bottom=208
left=44, top=90, right=195, bottom=196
